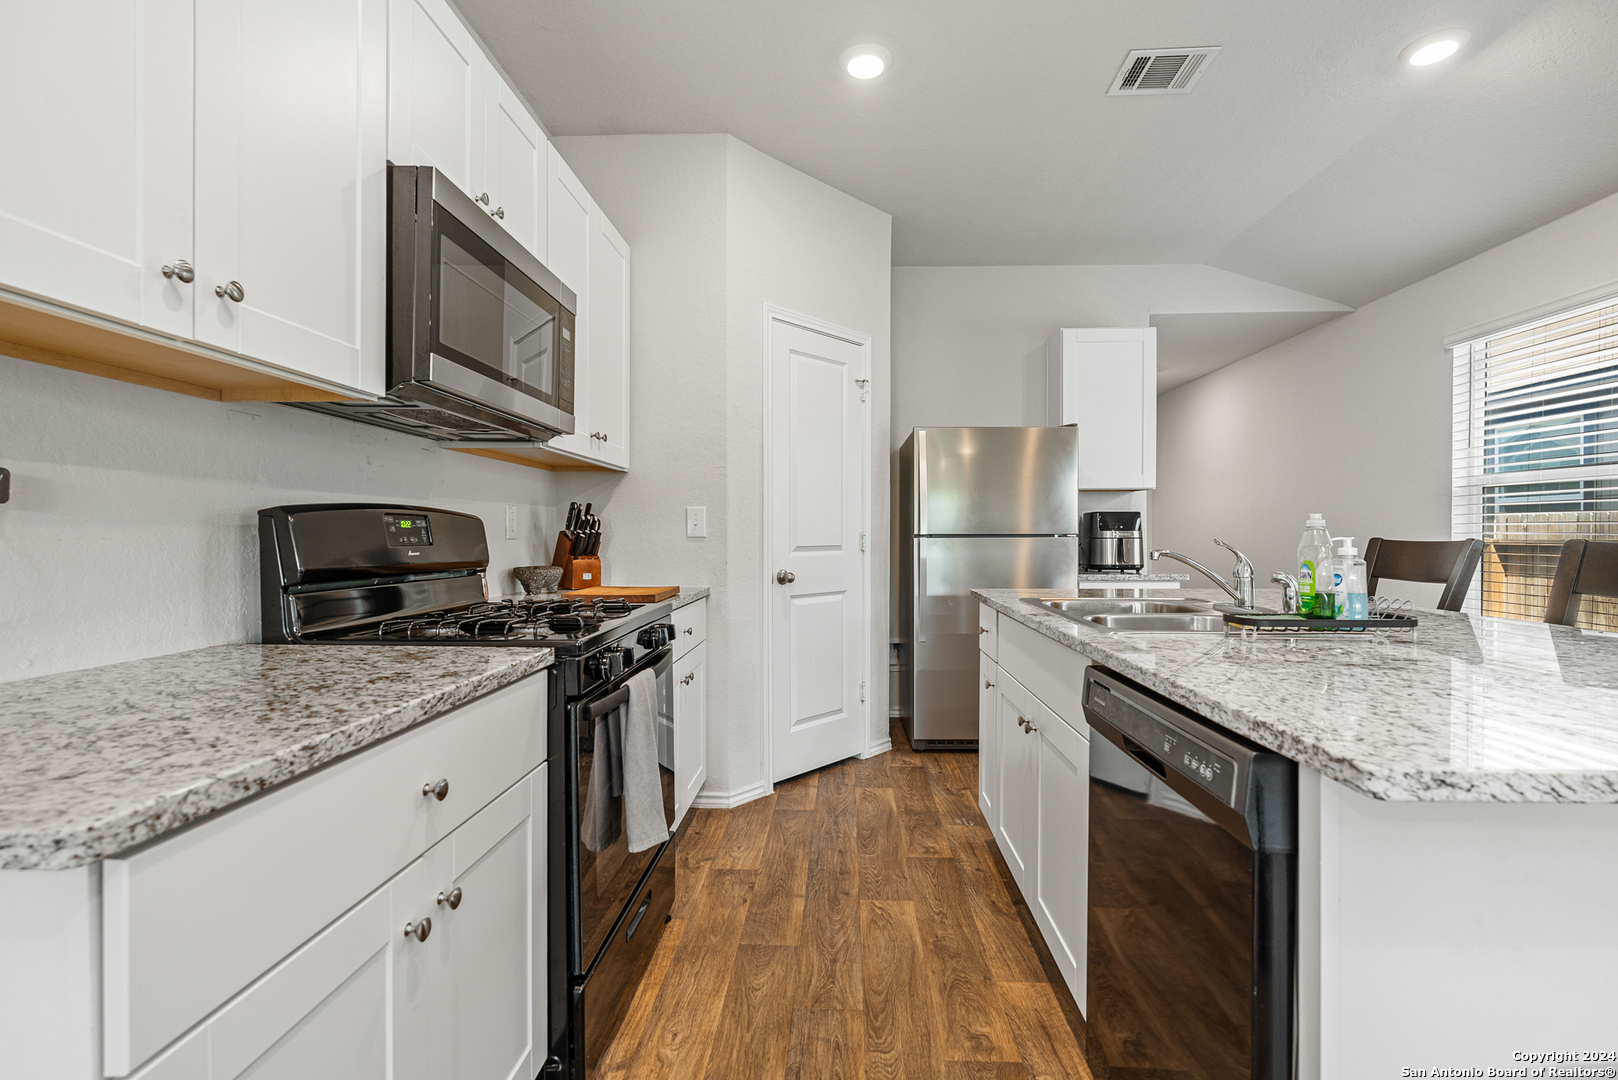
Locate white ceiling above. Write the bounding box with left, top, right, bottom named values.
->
left=1151, top=311, right=1348, bottom=392
left=460, top=0, right=1618, bottom=307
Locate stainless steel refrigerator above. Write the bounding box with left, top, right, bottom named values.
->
left=898, top=427, right=1080, bottom=748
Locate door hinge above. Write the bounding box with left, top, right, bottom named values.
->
left=860, top=680, right=867, bottom=702
left=860, top=531, right=867, bottom=551
left=855, top=378, right=869, bottom=402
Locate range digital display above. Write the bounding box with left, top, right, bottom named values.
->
left=384, top=514, right=433, bottom=548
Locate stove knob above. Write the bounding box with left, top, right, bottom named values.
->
left=658, top=624, right=675, bottom=647
left=617, top=648, right=633, bottom=674
left=585, top=653, right=612, bottom=681
left=637, top=627, right=660, bottom=649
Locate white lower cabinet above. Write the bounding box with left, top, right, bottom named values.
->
left=673, top=640, right=708, bottom=826
left=978, top=647, right=999, bottom=828
left=987, top=640, right=1090, bottom=1015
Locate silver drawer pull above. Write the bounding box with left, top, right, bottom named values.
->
left=215, top=280, right=244, bottom=302
left=161, top=259, right=194, bottom=283
left=437, top=887, right=463, bottom=910
left=403, top=917, right=431, bottom=942
left=493, top=206, right=504, bottom=219
left=985, top=680, right=994, bottom=688
left=682, top=626, right=693, bottom=635
left=681, top=672, right=695, bottom=685
left=979, top=626, right=990, bottom=634
left=422, top=779, right=449, bottom=801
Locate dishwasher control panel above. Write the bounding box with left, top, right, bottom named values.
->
left=1084, top=676, right=1240, bottom=808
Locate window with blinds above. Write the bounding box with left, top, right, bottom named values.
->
left=1452, top=294, right=1618, bottom=630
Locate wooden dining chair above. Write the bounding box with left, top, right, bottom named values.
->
left=1543, top=539, right=1618, bottom=625
left=1363, top=537, right=1485, bottom=612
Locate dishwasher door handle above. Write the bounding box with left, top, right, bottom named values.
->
left=1122, top=735, right=1168, bottom=779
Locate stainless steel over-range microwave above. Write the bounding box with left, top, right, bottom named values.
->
left=294, top=164, right=577, bottom=443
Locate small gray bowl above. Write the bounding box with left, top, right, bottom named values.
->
left=514, top=565, right=563, bottom=595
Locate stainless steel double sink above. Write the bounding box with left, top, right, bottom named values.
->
left=1024, top=596, right=1226, bottom=634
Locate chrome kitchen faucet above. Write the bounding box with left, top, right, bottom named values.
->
left=1149, top=539, right=1260, bottom=611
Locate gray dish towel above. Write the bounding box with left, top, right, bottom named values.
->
left=621, top=668, right=670, bottom=853
left=580, top=704, right=623, bottom=853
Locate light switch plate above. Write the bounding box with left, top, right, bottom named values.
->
left=505, top=505, right=517, bottom=540
left=686, top=506, right=707, bottom=538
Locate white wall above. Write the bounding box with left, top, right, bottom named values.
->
left=553, top=134, right=893, bottom=802
left=0, top=355, right=560, bottom=683
left=1154, top=188, right=1618, bottom=594
left=891, top=263, right=1344, bottom=448
left=725, top=137, right=894, bottom=783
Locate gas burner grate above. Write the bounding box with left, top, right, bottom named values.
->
left=366, top=595, right=638, bottom=642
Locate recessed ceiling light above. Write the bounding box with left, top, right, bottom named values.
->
left=1400, top=29, right=1470, bottom=67
left=841, top=44, right=892, bottom=80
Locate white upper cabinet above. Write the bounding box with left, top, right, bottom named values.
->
left=0, top=0, right=194, bottom=339
left=1044, top=327, right=1157, bottom=490
left=545, top=145, right=591, bottom=299
left=584, top=202, right=630, bottom=468
left=386, top=0, right=486, bottom=200
left=193, top=0, right=387, bottom=394
left=483, top=71, right=546, bottom=260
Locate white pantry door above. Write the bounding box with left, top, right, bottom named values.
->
left=769, top=318, right=867, bottom=782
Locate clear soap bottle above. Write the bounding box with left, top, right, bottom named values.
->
left=1333, top=538, right=1368, bottom=620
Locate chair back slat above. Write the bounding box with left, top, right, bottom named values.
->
left=1364, top=537, right=1484, bottom=612
left=1544, top=539, right=1618, bottom=625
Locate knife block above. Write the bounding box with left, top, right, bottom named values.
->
left=552, top=531, right=601, bottom=590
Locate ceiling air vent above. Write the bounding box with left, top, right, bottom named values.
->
left=1107, top=47, right=1221, bottom=95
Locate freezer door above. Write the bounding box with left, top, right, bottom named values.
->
left=916, top=427, right=1079, bottom=536
left=909, top=536, right=1079, bottom=744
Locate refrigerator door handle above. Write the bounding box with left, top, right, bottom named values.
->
left=916, top=429, right=927, bottom=536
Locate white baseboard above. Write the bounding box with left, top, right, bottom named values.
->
left=862, top=739, right=893, bottom=759
left=690, top=779, right=773, bottom=810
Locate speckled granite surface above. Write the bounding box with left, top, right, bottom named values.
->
left=0, top=645, right=551, bottom=870
left=975, top=588, right=1618, bottom=804
left=670, top=587, right=710, bottom=611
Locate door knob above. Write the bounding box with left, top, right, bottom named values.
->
left=775, top=570, right=795, bottom=584
left=161, top=260, right=194, bottom=283
left=215, top=281, right=244, bottom=302
left=422, top=778, right=449, bottom=801
left=403, top=917, right=432, bottom=942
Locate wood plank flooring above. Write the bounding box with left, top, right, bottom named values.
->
left=596, top=720, right=1092, bottom=1080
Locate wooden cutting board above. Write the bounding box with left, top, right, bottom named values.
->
left=561, top=585, right=681, bottom=603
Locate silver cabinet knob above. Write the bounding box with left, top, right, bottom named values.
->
left=422, top=779, right=449, bottom=801
left=775, top=570, right=795, bottom=584
left=681, top=672, right=695, bottom=685
left=682, top=627, right=693, bottom=635
left=478, top=192, right=490, bottom=205
left=493, top=207, right=504, bottom=219
left=161, top=260, right=194, bottom=283
left=979, top=626, right=990, bottom=634
left=215, top=281, right=244, bottom=302
left=437, top=887, right=463, bottom=910
left=985, top=680, right=994, bottom=689
left=1025, top=721, right=1037, bottom=734
left=403, top=917, right=432, bottom=942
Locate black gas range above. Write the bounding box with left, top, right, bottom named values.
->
left=259, top=503, right=677, bottom=1079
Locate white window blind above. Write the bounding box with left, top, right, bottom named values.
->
left=1452, top=294, right=1618, bottom=629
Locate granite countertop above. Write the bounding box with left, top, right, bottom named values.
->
left=670, top=586, right=710, bottom=611
left=0, top=645, right=551, bottom=871
left=975, top=588, right=1618, bottom=804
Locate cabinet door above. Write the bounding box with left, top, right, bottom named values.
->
left=979, top=652, right=999, bottom=829
left=206, top=885, right=394, bottom=1080
left=1049, top=328, right=1157, bottom=489
left=193, top=0, right=387, bottom=394
left=484, top=70, right=546, bottom=260
left=0, top=0, right=193, bottom=338
left=436, top=776, right=535, bottom=1080
left=994, top=675, right=1038, bottom=892
left=1031, top=703, right=1088, bottom=1014
left=674, top=642, right=709, bottom=826
left=583, top=203, right=631, bottom=468
left=545, top=145, right=593, bottom=457
left=386, top=0, right=485, bottom=200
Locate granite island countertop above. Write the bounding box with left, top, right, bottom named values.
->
left=0, top=644, right=551, bottom=871
left=974, top=587, right=1618, bottom=804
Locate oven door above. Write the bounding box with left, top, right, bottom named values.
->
left=569, top=646, right=676, bottom=978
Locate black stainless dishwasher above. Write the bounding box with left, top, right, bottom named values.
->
left=1082, top=667, right=1296, bottom=1080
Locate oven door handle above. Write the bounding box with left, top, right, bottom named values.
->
left=579, top=647, right=672, bottom=722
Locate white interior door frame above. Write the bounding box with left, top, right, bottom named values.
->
left=760, top=304, right=874, bottom=794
